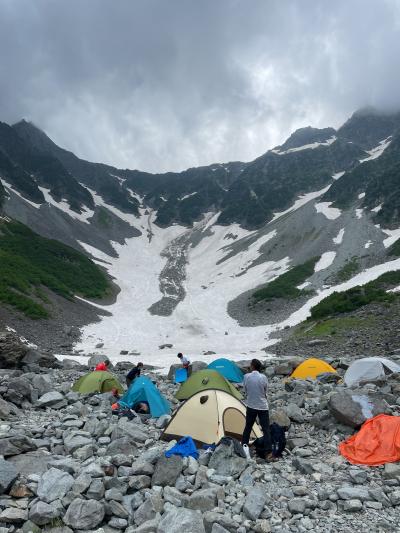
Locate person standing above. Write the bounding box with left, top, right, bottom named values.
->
left=177, top=352, right=191, bottom=376
left=126, top=362, right=144, bottom=388
left=242, top=358, right=273, bottom=460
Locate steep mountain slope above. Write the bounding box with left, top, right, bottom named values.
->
left=1, top=108, right=400, bottom=363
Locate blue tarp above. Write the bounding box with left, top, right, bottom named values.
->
left=118, top=376, right=170, bottom=418
left=207, top=358, right=244, bottom=383
left=175, top=368, right=188, bottom=383
left=165, top=436, right=199, bottom=459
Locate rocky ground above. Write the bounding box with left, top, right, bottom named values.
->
left=271, top=300, right=400, bottom=360
left=0, top=331, right=400, bottom=533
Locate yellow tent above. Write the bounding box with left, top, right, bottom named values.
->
left=290, top=358, right=337, bottom=380
left=161, top=389, right=262, bottom=445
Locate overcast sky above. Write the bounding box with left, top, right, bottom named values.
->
left=1, top=0, right=400, bottom=173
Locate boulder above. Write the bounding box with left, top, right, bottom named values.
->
left=158, top=506, right=205, bottom=533
left=5, top=377, right=33, bottom=406
left=36, top=391, right=66, bottom=408
left=0, top=331, right=29, bottom=368
left=0, top=458, right=17, bottom=494
left=187, top=487, right=220, bottom=512
left=8, top=450, right=51, bottom=475
left=243, top=483, right=268, bottom=520
left=167, top=364, right=181, bottom=381
left=22, top=349, right=60, bottom=369
left=112, top=418, right=148, bottom=443
left=208, top=439, right=247, bottom=477
left=88, top=353, right=108, bottom=369
left=0, top=507, right=28, bottom=523
left=285, top=403, right=305, bottom=423
left=29, top=501, right=61, bottom=526
left=152, top=455, right=183, bottom=487
left=63, top=431, right=92, bottom=453
left=63, top=498, right=105, bottom=530
left=0, top=397, right=11, bottom=419
left=191, top=361, right=208, bottom=372
left=134, top=493, right=163, bottom=525
left=0, top=434, right=36, bottom=457
left=62, top=358, right=84, bottom=370
left=37, top=467, right=74, bottom=503
left=106, top=437, right=137, bottom=456
left=329, top=391, right=390, bottom=428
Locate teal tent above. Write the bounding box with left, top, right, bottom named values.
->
left=118, top=376, right=170, bottom=418
left=207, top=358, right=244, bottom=383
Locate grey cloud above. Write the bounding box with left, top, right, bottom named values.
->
left=0, top=0, right=399, bottom=172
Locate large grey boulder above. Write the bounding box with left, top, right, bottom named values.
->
left=37, top=467, right=74, bottom=503
left=337, top=486, right=372, bottom=501
left=285, top=403, right=304, bottom=423
left=187, top=488, right=220, bottom=512
left=29, top=501, right=61, bottom=525
left=63, top=431, right=92, bottom=453
left=0, top=397, right=11, bottom=419
left=88, top=353, right=108, bottom=369
left=106, top=437, right=137, bottom=456
left=152, top=455, right=183, bottom=487
left=208, top=440, right=247, bottom=476
left=243, top=483, right=268, bottom=520
left=5, top=377, right=33, bottom=406
left=0, top=507, right=28, bottom=523
left=0, top=331, right=29, bottom=368
left=329, top=391, right=390, bottom=427
left=30, top=374, right=53, bottom=395
left=36, top=391, right=66, bottom=408
left=8, top=450, right=51, bottom=475
left=134, top=493, right=163, bottom=525
left=22, top=349, right=60, bottom=369
left=0, top=458, right=17, bottom=494
left=0, top=434, right=36, bottom=457
left=112, top=418, right=149, bottom=443
left=158, top=506, right=205, bottom=533
left=63, top=498, right=105, bottom=530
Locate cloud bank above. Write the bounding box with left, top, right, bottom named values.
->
left=1, top=0, right=400, bottom=172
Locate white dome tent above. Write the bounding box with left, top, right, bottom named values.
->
left=344, top=357, right=400, bottom=387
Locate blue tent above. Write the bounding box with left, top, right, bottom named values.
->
left=207, top=358, right=244, bottom=383
left=118, top=376, right=171, bottom=418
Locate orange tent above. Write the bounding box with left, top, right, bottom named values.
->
left=339, top=414, right=400, bottom=466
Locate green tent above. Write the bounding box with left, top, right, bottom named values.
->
left=72, top=371, right=124, bottom=394
left=175, top=369, right=242, bottom=401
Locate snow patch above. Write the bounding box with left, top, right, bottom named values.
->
left=358, top=192, right=366, bottom=199
left=359, top=137, right=392, bottom=163
left=297, top=281, right=311, bottom=290
left=315, top=202, right=341, bottom=220
left=314, top=251, right=336, bottom=272
left=365, top=241, right=373, bottom=249
left=371, top=204, right=382, bottom=213
left=1, top=179, right=41, bottom=209
left=273, top=136, right=337, bottom=155
left=332, top=171, right=345, bottom=180
left=271, top=185, right=331, bottom=222
left=179, top=192, right=198, bottom=201
left=356, top=209, right=363, bottom=219
left=38, top=187, right=94, bottom=224
left=333, top=228, right=345, bottom=245
left=382, top=228, right=400, bottom=248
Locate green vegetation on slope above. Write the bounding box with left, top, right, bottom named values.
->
left=310, top=271, right=400, bottom=320
left=0, top=220, right=110, bottom=318
left=252, top=257, right=319, bottom=302
left=388, top=238, right=400, bottom=257
left=334, top=257, right=360, bottom=282
left=296, top=316, right=375, bottom=338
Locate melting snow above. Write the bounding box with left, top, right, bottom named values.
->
left=332, top=171, right=345, bottom=180
left=358, top=192, right=366, bottom=199
left=273, top=136, right=337, bottom=155
left=359, top=137, right=392, bottom=163
left=271, top=185, right=331, bottom=222
left=333, top=228, right=345, bottom=245
left=365, top=241, right=373, bottom=249
left=356, top=209, right=363, bottom=219
left=38, top=187, right=94, bottom=224
left=372, top=204, right=382, bottom=213
left=314, top=251, right=336, bottom=272
left=179, top=192, right=198, bottom=201
left=297, top=281, right=311, bottom=290
left=315, top=202, right=341, bottom=220
left=83, top=185, right=138, bottom=226
left=382, top=228, right=400, bottom=248
left=1, top=179, right=41, bottom=209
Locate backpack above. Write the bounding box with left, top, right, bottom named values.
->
left=254, top=423, right=287, bottom=458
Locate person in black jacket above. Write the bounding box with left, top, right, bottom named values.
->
left=126, top=362, right=143, bottom=388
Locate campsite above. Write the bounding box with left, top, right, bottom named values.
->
left=0, top=332, right=400, bottom=533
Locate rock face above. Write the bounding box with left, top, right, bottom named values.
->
left=329, top=390, right=390, bottom=427
left=0, top=458, right=17, bottom=494
left=63, top=498, right=105, bottom=530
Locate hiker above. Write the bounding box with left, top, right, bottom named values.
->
left=95, top=359, right=110, bottom=371
left=177, top=352, right=191, bottom=376
left=241, top=358, right=274, bottom=461
left=126, top=362, right=144, bottom=387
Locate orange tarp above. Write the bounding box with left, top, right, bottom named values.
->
left=339, top=414, right=400, bottom=466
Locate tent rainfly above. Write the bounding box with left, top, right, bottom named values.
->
left=344, top=357, right=400, bottom=387
left=118, top=376, right=170, bottom=418
left=72, top=371, right=124, bottom=394
left=175, top=369, right=242, bottom=401
left=290, top=358, right=337, bottom=380
left=162, top=389, right=262, bottom=445
left=207, top=358, right=244, bottom=383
